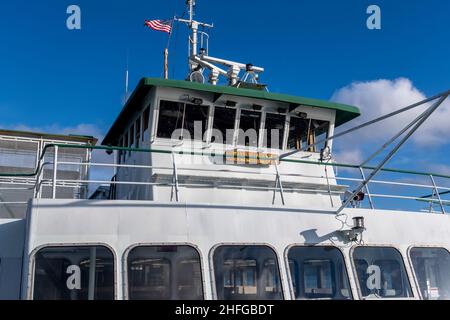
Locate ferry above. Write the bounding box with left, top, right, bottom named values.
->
left=0, top=1, right=449, bottom=300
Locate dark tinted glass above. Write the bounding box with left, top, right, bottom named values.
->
left=157, top=100, right=208, bottom=140
left=212, top=106, right=236, bottom=144
left=237, top=110, right=262, bottom=147
left=263, top=113, right=285, bottom=149
left=33, top=246, right=114, bottom=300
left=410, top=247, right=450, bottom=300
left=288, top=246, right=352, bottom=300
left=213, top=245, right=283, bottom=300
left=353, top=247, right=412, bottom=298
left=127, top=245, right=203, bottom=300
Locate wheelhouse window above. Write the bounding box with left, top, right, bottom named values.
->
left=129, top=124, right=135, bottom=147
left=212, top=106, right=236, bottom=144
left=123, top=133, right=128, bottom=162
left=288, top=116, right=329, bottom=152
left=127, top=245, right=203, bottom=300
left=118, top=138, right=123, bottom=164
left=410, top=247, right=450, bottom=300
left=237, top=110, right=262, bottom=148
left=287, top=246, right=352, bottom=300
left=263, top=113, right=286, bottom=149
left=352, top=247, right=413, bottom=299
left=213, top=245, right=283, bottom=300
left=33, top=246, right=115, bottom=300
left=135, top=117, right=141, bottom=148
left=157, top=100, right=209, bottom=141
left=142, top=106, right=150, bottom=141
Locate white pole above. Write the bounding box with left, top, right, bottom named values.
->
left=125, top=69, right=129, bottom=99
left=52, top=146, right=58, bottom=199
left=88, top=247, right=97, bottom=300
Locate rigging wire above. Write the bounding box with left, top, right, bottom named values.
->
left=279, top=89, right=450, bottom=160
left=171, top=10, right=186, bottom=79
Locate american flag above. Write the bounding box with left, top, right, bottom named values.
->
left=144, top=19, right=172, bottom=34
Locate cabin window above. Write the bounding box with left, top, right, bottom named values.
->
left=237, top=110, right=262, bottom=148
left=287, top=117, right=330, bottom=152
left=127, top=245, right=203, bottom=300
left=352, top=247, right=413, bottom=299
left=156, top=100, right=209, bottom=141
left=32, top=246, right=115, bottom=300
left=287, top=246, right=352, bottom=300
left=135, top=117, right=141, bottom=148
left=142, top=107, right=150, bottom=141
left=212, top=106, right=236, bottom=144
left=263, top=113, right=286, bottom=149
left=118, top=138, right=123, bottom=164
left=409, top=247, right=450, bottom=300
left=129, top=124, right=135, bottom=147
left=123, top=133, right=128, bottom=162
left=213, top=245, right=283, bottom=300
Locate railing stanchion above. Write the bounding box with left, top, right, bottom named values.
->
left=430, top=174, right=445, bottom=214
left=52, top=146, right=58, bottom=199
left=324, top=162, right=334, bottom=208
left=359, top=167, right=375, bottom=209
left=171, top=152, right=180, bottom=202
left=275, top=162, right=285, bottom=206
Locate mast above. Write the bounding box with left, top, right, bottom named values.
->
left=175, top=0, right=264, bottom=86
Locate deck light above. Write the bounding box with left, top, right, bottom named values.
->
left=225, top=100, right=237, bottom=107
left=340, top=216, right=366, bottom=243
left=252, top=104, right=263, bottom=111
left=297, top=112, right=307, bottom=119
left=353, top=216, right=365, bottom=231
left=180, top=94, right=203, bottom=105
left=191, top=98, right=203, bottom=105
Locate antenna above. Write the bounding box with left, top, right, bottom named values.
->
left=175, top=0, right=265, bottom=87
left=124, top=51, right=129, bottom=102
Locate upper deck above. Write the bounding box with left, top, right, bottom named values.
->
left=97, top=78, right=361, bottom=208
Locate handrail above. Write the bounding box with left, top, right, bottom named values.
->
left=1, top=142, right=448, bottom=213
left=1, top=143, right=450, bottom=180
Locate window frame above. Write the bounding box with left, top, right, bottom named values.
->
left=154, top=97, right=212, bottom=145
left=142, top=105, right=151, bottom=143
left=261, top=111, right=288, bottom=150
left=210, top=105, right=238, bottom=146
left=123, top=243, right=206, bottom=300
left=407, top=245, right=450, bottom=300
left=135, top=116, right=141, bottom=149
left=209, top=243, right=285, bottom=300
left=286, top=115, right=332, bottom=153
left=284, top=244, right=353, bottom=300
left=350, top=245, right=415, bottom=300
left=236, top=108, right=264, bottom=149
left=28, top=243, right=117, bottom=300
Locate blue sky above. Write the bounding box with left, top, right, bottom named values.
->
left=1, top=0, right=448, bottom=129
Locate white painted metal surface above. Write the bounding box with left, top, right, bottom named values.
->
left=19, top=199, right=450, bottom=300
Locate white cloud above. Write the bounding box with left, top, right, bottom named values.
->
left=428, top=164, right=450, bottom=176
left=331, top=78, right=450, bottom=146
left=333, top=148, right=364, bottom=165
left=5, top=123, right=105, bottom=142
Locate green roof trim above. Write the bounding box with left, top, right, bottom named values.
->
left=102, top=77, right=360, bottom=146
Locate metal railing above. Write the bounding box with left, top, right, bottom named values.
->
left=1, top=143, right=449, bottom=214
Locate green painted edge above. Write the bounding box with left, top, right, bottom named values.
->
left=102, top=77, right=360, bottom=145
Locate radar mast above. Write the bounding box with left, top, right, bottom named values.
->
left=176, top=0, right=265, bottom=87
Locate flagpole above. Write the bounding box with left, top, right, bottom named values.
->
left=164, top=17, right=175, bottom=80
left=164, top=48, right=169, bottom=79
